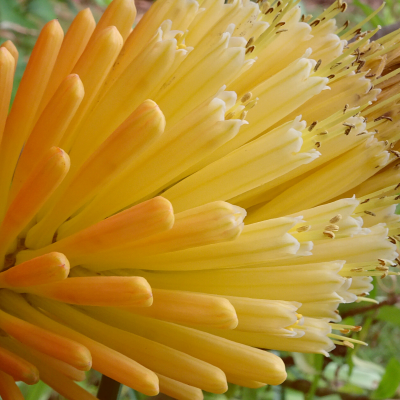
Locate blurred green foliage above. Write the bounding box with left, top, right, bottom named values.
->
left=1, top=0, right=400, bottom=399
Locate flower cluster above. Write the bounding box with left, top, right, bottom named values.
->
left=0, top=0, right=399, bottom=398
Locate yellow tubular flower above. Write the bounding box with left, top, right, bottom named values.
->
left=0, top=0, right=399, bottom=398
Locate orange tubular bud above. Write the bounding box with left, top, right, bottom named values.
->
left=0, top=370, right=24, bottom=400
left=90, top=0, right=136, bottom=43
left=43, top=99, right=165, bottom=241
left=21, top=197, right=174, bottom=264
left=0, top=308, right=92, bottom=371
left=157, top=374, right=204, bottom=400
left=58, top=26, right=123, bottom=154
left=0, top=346, right=39, bottom=385
left=10, top=75, right=84, bottom=198
left=0, top=291, right=159, bottom=396
left=0, top=253, right=69, bottom=288
left=127, top=289, right=238, bottom=329
left=26, top=349, right=86, bottom=382
left=38, top=8, right=96, bottom=113
left=25, top=276, right=153, bottom=307
left=0, top=20, right=64, bottom=219
left=0, top=41, right=18, bottom=71
left=0, top=147, right=70, bottom=266
left=0, top=338, right=98, bottom=400
left=225, top=373, right=266, bottom=388
left=0, top=48, right=15, bottom=147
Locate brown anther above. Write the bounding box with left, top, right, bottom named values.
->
left=241, top=92, right=252, bottom=103
left=356, top=60, right=366, bottom=73
left=296, top=225, right=311, bottom=232
left=352, top=326, right=362, bottom=332
left=381, top=272, right=389, bottom=279
left=275, top=29, right=288, bottom=34
left=308, top=121, right=318, bottom=131
left=364, top=210, right=376, bottom=216
left=340, top=329, right=350, bottom=334
left=341, top=2, right=347, bottom=12
left=310, top=19, right=320, bottom=27
left=275, top=22, right=285, bottom=28
left=388, top=236, right=396, bottom=244
left=314, top=59, right=322, bottom=72
left=330, top=214, right=342, bottom=223
left=273, top=12, right=281, bottom=21
left=300, top=14, right=305, bottom=22
left=343, top=122, right=355, bottom=128
left=378, top=258, right=386, bottom=266
left=360, top=198, right=370, bottom=204
left=376, top=266, right=389, bottom=271
left=245, top=37, right=254, bottom=48
left=327, top=74, right=335, bottom=79
left=323, top=230, right=335, bottom=239
left=396, top=257, right=400, bottom=265
left=366, top=73, right=376, bottom=78
left=325, top=224, right=339, bottom=232
left=265, top=7, right=274, bottom=14
left=351, top=268, right=363, bottom=272
left=245, top=46, right=255, bottom=54
left=343, top=104, right=349, bottom=113
left=395, top=195, right=400, bottom=200
left=334, top=310, right=340, bottom=314
left=315, top=141, right=321, bottom=148
left=395, top=183, right=400, bottom=190
left=375, top=115, right=393, bottom=122
left=344, top=127, right=351, bottom=135
left=390, top=150, right=400, bottom=158
left=317, top=131, right=328, bottom=135
left=343, top=20, right=349, bottom=29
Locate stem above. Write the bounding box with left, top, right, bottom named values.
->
left=341, top=295, right=400, bottom=319
left=97, top=375, right=121, bottom=400
left=305, top=354, right=323, bottom=400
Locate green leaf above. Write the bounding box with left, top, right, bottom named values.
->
left=26, top=0, right=57, bottom=21
left=24, top=380, right=53, bottom=400
left=0, top=0, right=31, bottom=26
left=372, top=358, right=400, bottom=400
left=242, top=387, right=265, bottom=400
left=376, top=305, right=400, bottom=327
left=225, top=384, right=239, bottom=398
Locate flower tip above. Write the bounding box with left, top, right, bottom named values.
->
left=76, top=347, right=93, bottom=371
left=23, top=367, right=40, bottom=385
left=44, top=18, right=63, bottom=35
left=0, top=46, right=15, bottom=67
left=138, top=100, right=166, bottom=131
left=213, top=298, right=238, bottom=329
left=63, top=74, right=85, bottom=99
left=143, top=373, right=159, bottom=397
left=208, top=369, right=229, bottom=394
left=129, top=276, right=154, bottom=305
left=152, top=196, right=175, bottom=229
left=100, top=25, right=124, bottom=46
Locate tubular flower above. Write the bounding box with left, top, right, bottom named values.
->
left=0, top=0, right=400, bottom=398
